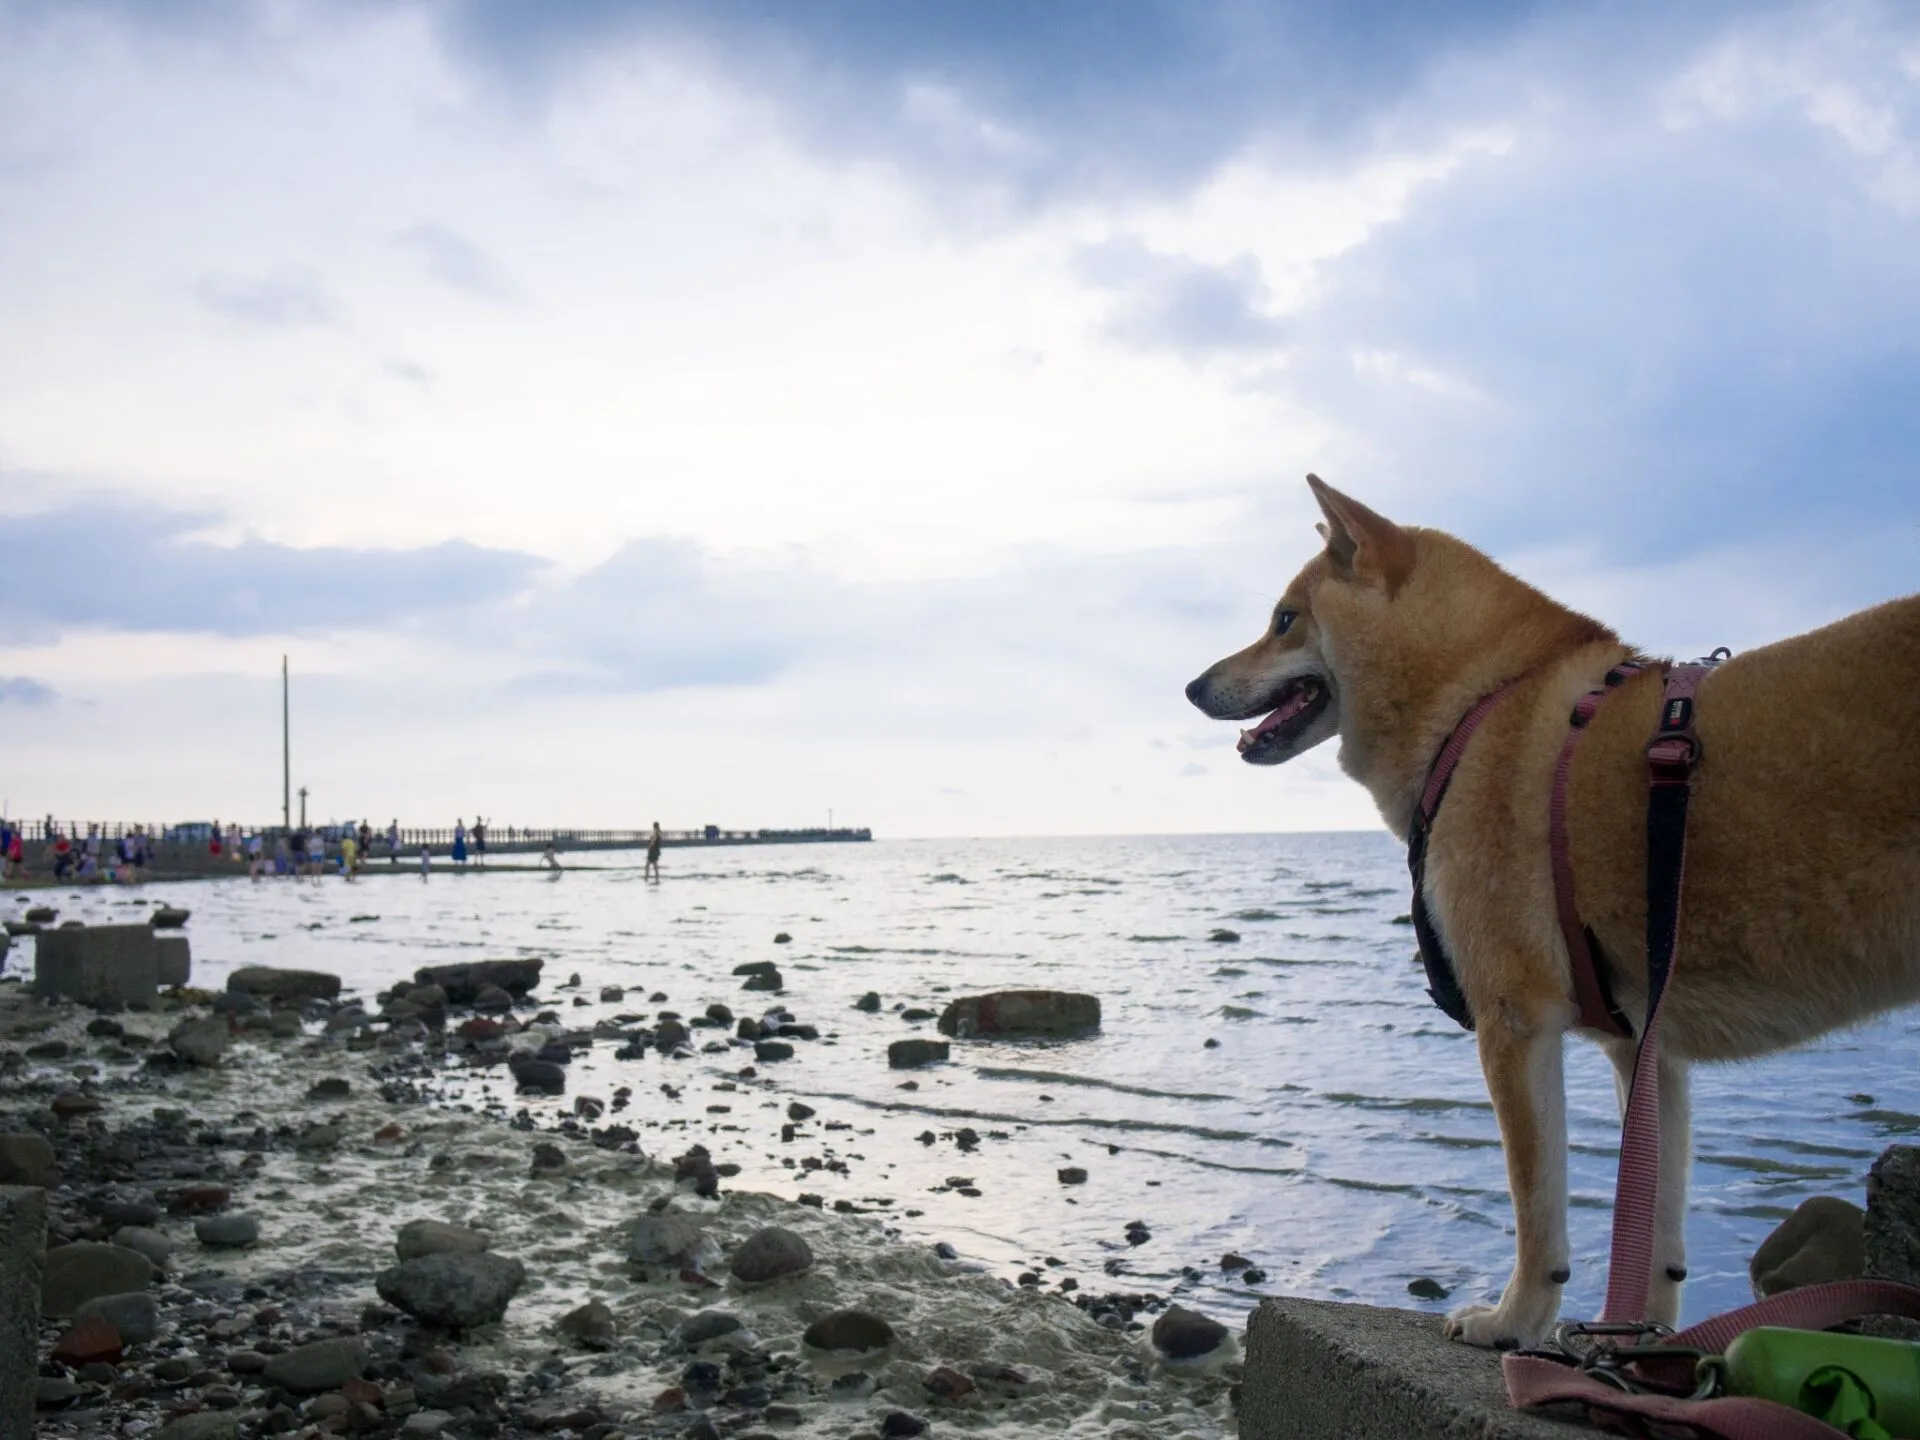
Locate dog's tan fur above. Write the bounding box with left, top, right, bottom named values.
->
left=1186, top=476, right=1920, bottom=1347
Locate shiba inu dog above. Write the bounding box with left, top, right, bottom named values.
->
left=1185, top=475, right=1920, bottom=1348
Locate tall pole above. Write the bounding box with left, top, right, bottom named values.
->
left=281, top=655, right=290, bottom=831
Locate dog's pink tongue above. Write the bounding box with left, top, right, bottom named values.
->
left=1238, top=685, right=1311, bottom=751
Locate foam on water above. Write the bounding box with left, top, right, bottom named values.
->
left=12, top=830, right=1920, bottom=1327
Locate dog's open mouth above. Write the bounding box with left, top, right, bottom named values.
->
left=1237, top=676, right=1330, bottom=759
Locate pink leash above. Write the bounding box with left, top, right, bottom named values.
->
left=1511, top=656, right=1920, bottom=1436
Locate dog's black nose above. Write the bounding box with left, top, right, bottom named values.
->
left=1184, top=676, right=1209, bottom=708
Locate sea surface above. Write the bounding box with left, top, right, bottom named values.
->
left=11, top=831, right=1919, bottom=1330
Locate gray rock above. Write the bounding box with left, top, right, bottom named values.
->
left=1751, top=1195, right=1865, bottom=1298
left=888, top=1038, right=949, bottom=1069
left=155, top=934, right=191, bottom=987
left=599, top=986, right=624, bottom=1003
left=753, top=1040, right=795, bottom=1062
left=400, top=1412, right=455, bottom=1437
left=74, top=1290, right=160, bottom=1344
left=225, top=965, right=341, bottom=1000
left=801, top=1309, right=895, bottom=1353
left=157, top=1415, right=240, bottom=1440
left=414, top=959, right=544, bottom=1002
left=1151, top=1304, right=1230, bottom=1359
left=473, top=983, right=515, bottom=1013
left=732, top=960, right=780, bottom=978
left=628, top=1212, right=709, bottom=1270
left=0, top=1131, right=56, bottom=1187
left=1057, top=1167, right=1088, bottom=1185
left=376, top=1251, right=527, bottom=1329
left=296, top=1123, right=342, bottom=1153
left=167, top=1016, right=229, bottom=1067
left=397, top=1219, right=490, bottom=1263
left=262, top=1335, right=367, bottom=1393
left=855, top=992, right=881, bottom=1012
left=406, top=984, right=449, bottom=1008
left=195, top=1214, right=261, bottom=1248
left=556, top=1299, right=616, bottom=1349
left=742, top=968, right=783, bottom=992
left=678, top=1311, right=743, bottom=1346
left=729, top=1226, right=813, bottom=1284
left=41, top=1242, right=154, bottom=1317
left=112, top=1226, right=173, bottom=1268
left=938, top=990, right=1101, bottom=1039
left=149, top=906, right=191, bottom=928
left=307, top=1077, right=351, bottom=1100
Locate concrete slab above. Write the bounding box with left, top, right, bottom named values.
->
left=0, top=1186, right=46, bottom=1440
left=32, top=924, right=159, bottom=1007
left=155, top=934, right=191, bottom=988
left=1240, top=1298, right=1593, bottom=1439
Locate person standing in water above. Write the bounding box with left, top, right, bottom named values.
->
left=451, top=819, right=468, bottom=868
left=387, top=819, right=401, bottom=865
left=340, top=827, right=358, bottom=880
left=645, top=821, right=663, bottom=882
left=420, top=843, right=432, bottom=878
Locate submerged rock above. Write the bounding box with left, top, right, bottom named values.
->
left=0, top=1132, right=56, bottom=1187
left=937, top=991, right=1100, bottom=1039
left=195, top=1214, right=261, bottom=1248
left=557, top=1299, right=617, bottom=1350
left=888, top=1038, right=950, bottom=1069
left=629, top=1213, right=710, bottom=1270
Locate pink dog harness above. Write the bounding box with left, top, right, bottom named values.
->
left=1411, top=653, right=1920, bottom=1436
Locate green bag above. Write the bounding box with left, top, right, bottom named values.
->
left=1724, top=1327, right=1920, bottom=1438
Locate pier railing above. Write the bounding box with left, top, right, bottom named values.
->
left=2, top=820, right=870, bottom=849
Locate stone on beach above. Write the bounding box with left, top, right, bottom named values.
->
left=1151, top=1304, right=1230, bottom=1359
left=628, top=1213, right=711, bottom=1271
left=226, top=964, right=342, bottom=1001
left=742, top=967, right=784, bottom=993
left=262, top=1335, right=368, bottom=1392
left=729, top=1226, right=813, bottom=1284
left=73, top=1290, right=160, bottom=1344
left=0, top=1132, right=56, bottom=1187
left=376, top=1251, right=528, bottom=1329
left=113, top=1226, right=173, bottom=1269
left=557, top=1299, right=617, bottom=1349
left=888, top=1038, right=950, bottom=1069
left=414, top=959, right=544, bottom=1002
left=398, top=1219, right=491, bottom=1262
left=1751, top=1194, right=1866, bottom=1298
left=802, top=1309, right=896, bottom=1354
left=155, top=934, right=191, bottom=987
left=41, top=1242, right=154, bottom=1316
left=936, top=990, right=1101, bottom=1039
left=148, top=906, right=191, bottom=928
left=50, top=1312, right=123, bottom=1366
left=195, top=1213, right=261, bottom=1248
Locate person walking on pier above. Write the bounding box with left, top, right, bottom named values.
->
left=472, top=816, right=487, bottom=868
left=451, top=819, right=468, bottom=867
left=2, top=821, right=21, bottom=880
left=387, top=819, right=400, bottom=864
left=645, top=821, right=663, bottom=882
left=420, top=842, right=432, bottom=878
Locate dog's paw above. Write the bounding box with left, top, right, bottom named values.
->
left=1443, top=1296, right=1554, bottom=1351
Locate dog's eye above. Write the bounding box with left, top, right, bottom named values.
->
left=1273, top=609, right=1297, bottom=636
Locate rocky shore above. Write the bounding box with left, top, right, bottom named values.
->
left=0, top=956, right=1240, bottom=1440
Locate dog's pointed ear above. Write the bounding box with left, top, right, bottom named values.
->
left=1307, top=474, right=1413, bottom=591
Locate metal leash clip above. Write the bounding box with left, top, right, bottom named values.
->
left=1551, top=1321, right=1717, bottom=1398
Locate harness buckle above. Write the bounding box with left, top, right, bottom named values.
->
left=1645, top=734, right=1699, bottom=779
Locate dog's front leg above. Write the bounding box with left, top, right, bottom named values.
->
left=1445, top=1005, right=1568, bottom=1349
left=1599, top=1037, right=1692, bottom=1328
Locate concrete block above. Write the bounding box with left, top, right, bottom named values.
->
left=1865, top=1144, right=1920, bottom=1340
left=1240, top=1298, right=1587, bottom=1439
left=155, top=934, right=191, bottom=988
left=0, top=1186, right=47, bottom=1440
left=31, top=924, right=159, bottom=1007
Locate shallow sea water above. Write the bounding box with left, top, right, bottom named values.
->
left=13, top=831, right=1920, bottom=1330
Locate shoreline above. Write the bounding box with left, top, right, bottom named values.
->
left=4, top=961, right=1241, bottom=1439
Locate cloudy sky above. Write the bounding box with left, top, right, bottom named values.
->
left=2, top=0, right=1916, bottom=836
